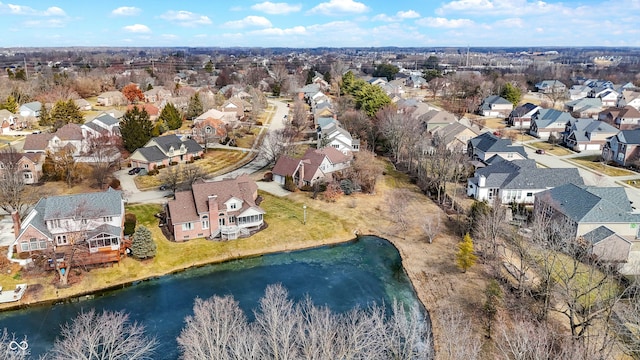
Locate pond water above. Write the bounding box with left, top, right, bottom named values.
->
left=0, top=236, right=426, bottom=359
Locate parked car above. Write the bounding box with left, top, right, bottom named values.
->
left=128, top=167, right=142, bottom=175
left=159, top=184, right=169, bottom=191
left=535, top=149, right=545, bottom=154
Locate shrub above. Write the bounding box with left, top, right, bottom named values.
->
left=109, top=178, right=121, bottom=190
left=255, top=121, right=263, bottom=126
left=124, top=213, right=137, bottom=236
left=147, top=169, right=159, bottom=176
left=156, top=164, right=166, bottom=170
left=340, top=179, right=356, bottom=195
left=284, top=175, right=297, bottom=192
left=169, top=161, right=178, bottom=166
left=323, top=181, right=343, bottom=202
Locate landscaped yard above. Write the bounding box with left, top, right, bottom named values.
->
left=529, top=141, right=574, bottom=156
left=569, top=155, right=637, bottom=177
left=133, top=149, right=251, bottom=189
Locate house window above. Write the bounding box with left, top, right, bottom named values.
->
left=526, top=192, right=533, bottom=197
left=81, top=219, right=88, bottom=225
left=202, top=219, right=209, bottom=229
left=230, top=203, right=237, bottom=210
left=182, top=222, right=194, bottom=231
left=23, top=164, right=29, bottom=169
left=56, top=235, right=68, bottom=245
left=229, top=216, right=236, bottom=224
left=20, top=242, right=29, bottom=252
left=353, top=144, right=359, bottom=150
left=51, top=219, right=61, bottom=228
left=23, top=173, right=32, bottom=180
left=332, top=144, right=339, bottom=149
left=103, top=216, right=113, bottom=223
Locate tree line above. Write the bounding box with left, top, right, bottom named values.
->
left=0, top=284, right=431, bottom=360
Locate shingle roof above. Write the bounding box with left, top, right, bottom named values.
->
left=137, top=146, right=167, bottom=162
left=538, top=183, right=640, bottom=223
left=616, top=129, right=640, bottom=145
left=56, top=123, right=83, bottom=141
left=42, top=188, right=123, bottom=220
left=272, top=155, right=301, bottom=177
left=582, top=226, right=615, bottom=245
left=23, top=133, right=52, bottom=151
left=469, top=132, right=528, bottom=157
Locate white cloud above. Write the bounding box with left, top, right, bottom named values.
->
left=373, top=9, right=421, bottom=22
left=24, top=18, right=66, bottom=28
left=436, top=0, right=564, bottom=16
left=159, top=10, right=212, bottom=27
left=0, top=3, right=66, bottom=16
left=494, top=18, right=523, bottom=28
left=111, top=6, right=141, bottom=16
left=251, top=2, right=302, bottom=15
left=251, top=26, right=307, bottom=36
left=397, top=10, right=420, bottom=19
left=308, top=0, right=369, bottom=16
left=416, top=17, right=474, bottom=28
left=123, top=24, right=151, bottom=33
left=162, top=34, right=179, bottom=40
left=224, top=16, right=272, bottom=29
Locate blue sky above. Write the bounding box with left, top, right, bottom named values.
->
left=1, top=0, right=639, bottom=48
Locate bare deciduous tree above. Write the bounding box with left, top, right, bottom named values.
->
left=436, top=307, right=482, bottom=360
left=0, top=147, right=41, bottom=218
left=472, top=197, right=506, bottom=259
left=495, top=316, right=556, bottom=360
left=50, top=309, right=157, bottom=360
left=422, top=215, right=442, bottom=244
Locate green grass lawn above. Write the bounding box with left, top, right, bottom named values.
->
left=134, top=150, right=250, bottom=189
left=569, top=155, right=637, bottom=177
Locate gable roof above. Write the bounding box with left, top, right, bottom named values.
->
left=469, top=132, right=528, bottom=157
left=56, top=123, right=84, bottom=141
left=482, top=95, right=511, bottom=106
left=23, top=133, right=53, bottom=151
left=538, top=183, right=640, bottom=223
left=614, top=129, right=640, bottom=145
left=272, top=155, right=301, bottom=177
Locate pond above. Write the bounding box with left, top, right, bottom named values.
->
left=0, top=236, right=427, bottom=359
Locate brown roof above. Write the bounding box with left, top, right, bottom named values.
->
left=313, top=146, right=350, bottom=164
left=127, top=104, right=159, bottom=116
left=618, top=105, right=640, bottom=119
left=272, top=155, right=301, bottom=177
left=23, top=133, right=53, bottom=151
left=56, top=123, right=83, bottom=141
left=168, top=174, right=261, bottom=224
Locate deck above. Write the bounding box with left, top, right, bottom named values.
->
left=0, top=284, right=27, bottom=303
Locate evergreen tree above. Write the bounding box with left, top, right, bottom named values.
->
left=372, top=63, right=399, bottom=81
left=323, top=71, right=332, bottom=84
left=38, top=103, right=51, bottom=126
left=500, top=83, right=522, bottom=107
left=131, top=225, right=156, bottom=259
left=456, top=233, right=477, bottom=273
left=306, top=70, right=314, bottom=85
left=49, top=99, right=84, bottom=131
left=0, top=95, right=18, bottom=113
left=159, top=103, right=182, bottom=130
left=120, top=106, right=153, bottom=153
left=284, top=175, right=297, bottom=192
left=204, top=60, right=214, bottom=74
left=483, top=280, right=502, bottom=339
left=146, top=83, right=153, bottom=91
left=185, top=93, right=203, bottom=120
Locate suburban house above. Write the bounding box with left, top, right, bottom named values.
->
left=129, top=134, right=204, bottom=171
left=431, top=121, right=480, bottom=153
left=82, top=113, right=120, bottom=139
left=222, top=98, right=251, bottom=120
left=23, top=123, right=85, bottom=156
left=614, top=106, right=640, bottom=130
left=535, top=80, right=567, bottom=94
left=581, top=226, right=632, bottom=263
left=564, top=97, right=602, bottom=118
left=534, top=183, right=640, bottom=262
left=193, top=108, right=237, bottom=125
left=13, top=188, right=128, bottom=266
left=126, top=103, right=159, bottom=121
left=590, top=88, right=619, bottom=107
left=419, top=109, right=457, bottom=132
left=18, top=102, right=41, bottom=118
left=467, top=132, right=528, bottom=163
left=192, top=117, right=227, bottom=145
left=598, top=107, right=624, bottom=126
left=73, top=99, right=92, bottom=111
left=467, top=157, right=583, bottom=204
left=617, top=90, right=640, bottom=110
left=508, top=103, right=540, bottom=129
left=165, top=174, right=265, bottom=241
left=143, top=86, right=173, bottom=103
left=478, top=95, right=513, bottom=118
left=272, top=147, right=352, bottom=188
left=317, top=119, right=360, bottom=154
left=602, top=129, right=640, bottom=167
left=563, top=119, right=619, bottom=152
left=96, top=91, right=127, bottom=107
left=0, top=152, right=44, bottom=184
left=0, top=109, right=18, bottom=131
left=569, top=84, right=592, bottom=100
left=529, top=109, right=575, bottom=140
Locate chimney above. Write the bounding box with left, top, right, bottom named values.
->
left=478, top=175, right=486, bottom=187
left=11, top=211, right=21, bottom=239
left=298, top=161, right=305, bottom=188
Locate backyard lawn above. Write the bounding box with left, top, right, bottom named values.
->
left=569, top=155, right=637, bottom=177
left=133, top=149, right=251, bottom=189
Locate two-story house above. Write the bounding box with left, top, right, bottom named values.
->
left=529, top=109, right=575, bottom=140
left=129, top=134, right=204, bottom=171
left=317, top=119, right=360, bottom=154
left=467, top=157, right=583, bottom=204
left=535, top=80, right=567, bottom=94
left=478, top=95, right=513, bottom=118
left=563, top=118, right=619, bottom=152
left=602, top=129, right=640, bottom=167
left=0, top=151, right=44, bottom=184
left=14, top=188, right=127, bottom=266
left=272, top=147, right=352, bottom=188
left=165, top=174, right=265, bottom=241
left=23, top=123, right=84, bottom=156
left=508, top=103, right=540, bottom=129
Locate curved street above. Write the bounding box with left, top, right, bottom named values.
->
left=116, top=98, right=291, bottom=203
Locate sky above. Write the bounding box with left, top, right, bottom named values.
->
left=1, top=0, right=640, bottom=48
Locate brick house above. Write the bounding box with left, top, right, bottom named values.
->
left=129, top=134, right=204, bottom=171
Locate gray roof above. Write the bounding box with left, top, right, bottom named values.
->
left=87, top=224, right=122, bottom=239
left=94, top=113, right=119, bottom=126
left=615, top=129, right=640, bottom=145
left=510, top=103, right=539, bottom=118
left=533, top=108, right=575, bottom=126
left=469, top=132, right=528, bottom=158
left=582, top=226, right=615, bottom=245
left=42, top=188, right=123, bottom=220
left=138, top=146, right=167, bottom=162
left=480, top=95, right=511, bottom=110
left=474, top=159, right=582, bottom=190
left=538, top=183, right=640, bottom=223
left=20, top=101, right=41, bottom=112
